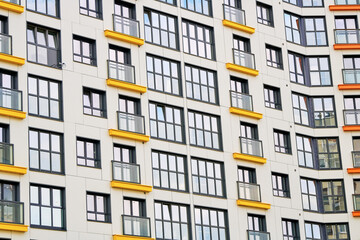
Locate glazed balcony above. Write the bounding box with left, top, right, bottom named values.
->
left=229, top=91, right=262, bottom=119
left=0, top=87, right=26, bottom=119
left=122, top=215, right=151, bottom=238
left=330, top=0, right=360, bottom=11
left=247, top=230, right=271, bottom=240
left=0, top=33, right=25, bottom=65
left=0, top=200, right=27, bottom=232
left=226, top=49, right=258, bottom=76
left=222, top=4, right=254, bottom=34
left=334, top=30, right=360, bottom=50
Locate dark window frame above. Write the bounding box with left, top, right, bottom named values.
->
left=256, top=2, right=273, bottom=27
left=73, top=35, right=97, bottom=66
left=86, top=192, right=111, bottom=223
left=82, top=87, right=107, bottom=118
left=272, top=172, right=291, bottom=198
left=273, top=129, right=292, bottom=154
left=27, top=0, right=60, bottom=18
left=79, top=0, right=103, bottom=19
left=263, top=85, right=282, bottom=110
left=76, top=137, right=101, bottom=168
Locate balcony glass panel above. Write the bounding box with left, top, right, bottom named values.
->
left=112, top=161, right=140, bottom=184
left=0, top=87, right=22, bottom=111
left=240, top=137, right=263, bottom=157
left=354, top=194, right=360, bottom=211
left=233, top=49, right=256, bottom=70
left=117, top=112, right=145, bottom=135
left=335, top=29, right=360, bottom=44
left=335, top=0, right=360, bottom=5
left=0, top=200, right=24, bottom=224
left=113, top=15, right=140, bottom=38
left=344, top=110, right=360, bottom=125
left=238, top=182, right=261, bottom=201
left=122, top=215, right=151, bottom=237
left=343, top=69, right=360, bottom=84
left=2, top=0, right=21, bottom=4
left=230, top=91, right=253, bottom=111
left=0, top=33, right=12, bottom=55
left=108, top=60, right=135, bottom=84
left=223, top=4, right=245, bottom=25
left=248, top=230, right=271, bottom=240
left=0, top=142, right=13, bottom=165
left=352, top=151, right=360, bottom=167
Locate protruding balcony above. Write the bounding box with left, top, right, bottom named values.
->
left=338, top=69, right=360, bottom=90
left=229, top=91, right=262, bottom=119
left=113, top=215, right=154, bottom=240
left=237, top=182, right=270, bottom=210
left=247, top=230, right=271, bottom=240
left=0, top=33, right=25, bottom=65
left=226, top=49, right=259, bottom=76
left=334, top=29, right=360, bottom=50
left=222, top=4, right=255, bottom=34
left=106, top=60, right=146, bottom=93
left=109, top=112, right=150, bottom=142
left=104, top=15, right=144, bottom=46
left=0, top=87, right=26, bottom=119
left=343, top=110, right=360, bottom=131
left=347, top=151, right=360, bottom=174
left=0, top=0, right=24, bottom=13
left=111, top=161, right=152, bottom=193
left=330, top=0, right=360, bottom=11
left=0, top=200, right=28, bottom=232
left=353, top=194, right=360, bottom=217
left=233, top=137, right=267, bottom=164
left=0, top=143, right=26, bottom=174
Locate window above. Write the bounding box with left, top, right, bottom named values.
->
left=86, top=192, right=110, bottom=222
left=30, top=184, right=65, bottom=229
left=303, top=0, right=323, bottom=7
left=0, top=180, right=18, bottom=203
left=248, top=214, right=267, bottom=233
left=185, top=64, right=218, bottom=104
left=181, top=0, right=211, bottom=16
left=154, top=202, right=190, bottom=240
left=230, top=77, right=248, bottom=94
left=272, top=173, right=290, bottom=197
left=301, top=178, right=318, bottom=211
left=292, top=93, right=310, bottom=126
left=344, top=96, right=360, bottom=125
left=316, top=138, right=341, bottom=169
left=113, top=144, right=135, bottom=163
left=77, top=138, right=100, bottom=168
left=152, top=150, right=187, bottom=191
left=119, top=95, right=140, bottom=115
left=146, top=55, right=181, bottom=96
left=157, top=0, right=176, bottom=5
left=149, top=102, right=184, bottom=143
left=284, top=13, right=301, bottom=44
left=238, top=167, right=256, bottom=184
left=238, top=167, right=259, bottom=201
left=27, top=0, right=59, bottom=17
left=73, top=35, right=96, bottom=66
left=29, top=129, right=63, bottom=174
left=273, top=130, right=291, bottom=154
left=288, top=52, right=305, bottom=84
left=194, top=207, right=228, bottom=240
left=191, top=158, right=225, bottom=197
left=304, top=18, right=327, bottom=46
left=28, top=75, right=62, bottom=120
left=282, top=219, right=300, bottom=240
left=308, top=57, right=331, bottom=86
left=326, top=223, right=349, bottom=240
left=182, top=20, right=215, bottom=60
left=115, top=0, right=135, bottom=19
left=79, top=0, right=102, bottom=19
left=83, top=87, right=106, bottom=117
left=27, top=24, right=61, bottom=68
left=321, top=180, right=346, bottom=213
left=257, top=2, right=273, bottom=26
left=109, top=45, right=130, bottom=64
left=266, top=45, right=282, bottom=69
left=264, top=85, right=281, bottom=110
left=123, top=197, right=146, bottom=217
left=305, top=222, right=322, bottom=240
left=144, top=9, right=178, bottom=49
left=313, top=97, right=336, bottom=127
left=233, top=35, right=250, bottom=52
left=188, top=110, right=221, bottom=150
left=296, top=135, right=314, bottom=168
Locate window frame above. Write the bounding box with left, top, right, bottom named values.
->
left=321, top=180, right=347, bottom=213
left=256, top=2, right=273, bottom=27
left=86, top=192, right=111, bottom=223
left=72, top=35, right=97, bottom=66
left=263, top=85, right=282, bottom=110
left=26, top=0, right=60, bottom=18
left=282, top=219, right=300, bottom=240
left=194, top=206, right=229, bottom=240
left=272, top=173, right=291, bottom=198
left=82, top=87, right=107, bottom=118
left=265, top=44, right=283, bottom=69
left=181, top=0, right=212, bottom=16
left=304, top=17, right=328, bottom=47
left=79, top=0, right=103, bottom=19
left=273, top=129, right=292, bottom=154
left=76, top=137, right=101, bottom=169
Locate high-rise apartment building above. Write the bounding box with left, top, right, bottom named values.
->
left=0, top=0, right=359, bottom=239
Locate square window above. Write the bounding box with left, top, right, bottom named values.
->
left=73, top=35, right=97, bottom=66
left=86, top=192, right=110, bottom=222
left=273, top=130, right=291, bottom=154
left=264, top=85, right=281, bottom=110
left=272, top=173, right=290, bottom=197
left=77, top=138, right=100, bottom=168
left=266, top=45, right=282, bottom=69
left=79, top=0, right=102, bottom=19
left=83, top=87, right=106, bottom=118
left=27, top=0, right=60, bottom=17
left=257, top=2, right=273, bottom=26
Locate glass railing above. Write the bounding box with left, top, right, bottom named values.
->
left=238, top=182, right=261, bottom=202
left=0, top=200, right=24, bottom=225
left=344, top=109, right=360, bottom=125
left=335, top=29, right=360, bottom=44
left=113, top=14, right=140, bottom=38
left=122, top=215, right=151, bottom=238
left=248, top=230, right=271, bottom=240
left=0, top=142, right=13, bottom=165
left=117, top=112, right=145, bottom=135
left=354, top=194, right=360, bottom=211
left=343, top=69, right=360, bottom=84
left=112, top=161, right=140, bottom=184
left=1, top=0, right=21, bottom=5
left=0, top=33, right=12, bottom=55
left=240, top=137, right=263, bottom=157
left=352, top=151, right=360, bottom=168
left=230, top=91, right=253, bottom=111
left=223, top=4, right=246, bottom=25
left=233, top=49, right=256, bottom=70
left=0, top=87, right=22, bottom=111
left=108, top=60, right=135, bottom=84
left=335, top=0, right=360, bottom=4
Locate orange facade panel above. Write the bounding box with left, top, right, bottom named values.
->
left=329, top=5, right=360, bottom=11
left=334, top=44, right=360, bottom=50
left=338, top=84, right=360, bottom=90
